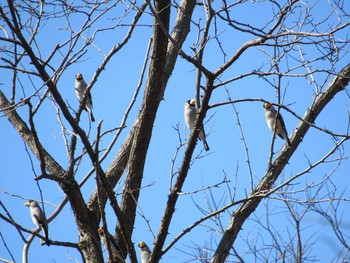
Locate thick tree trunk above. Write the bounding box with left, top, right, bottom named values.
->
left=116, top=0, right=171, bottom=256
left=86, top=0, right=198, bottom=260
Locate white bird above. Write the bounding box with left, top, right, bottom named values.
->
left=184, top=99, right=210, bottom=151
left=263, top=102, right=291, bottom=146
left=24, top=200, right=50, bottom=246
left=75, top=73, right=95, bottom=122
left=98, top=228, right=126, bottom=263
left=138, top=241, right=151, bottom=263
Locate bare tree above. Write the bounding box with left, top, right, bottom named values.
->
left=1, top=0, right=350, bottom=263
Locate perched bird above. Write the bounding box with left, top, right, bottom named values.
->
left=24, top=200, right=50, bottom=246
left=75, top=73, right=95, bottom=122
left=263, top=102, right=291, bottom=146
left=98, top=228, right=126, bottom=263
left=184, top=99, right=210, bottom=151
left=138, top=241, right=151, bottom=263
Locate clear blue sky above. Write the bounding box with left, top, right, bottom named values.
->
left=1, top=1, right=350, bottom=262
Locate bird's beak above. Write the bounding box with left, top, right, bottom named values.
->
left=24, top=202, right=30, bottom=206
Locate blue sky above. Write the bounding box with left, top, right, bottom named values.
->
left=1, top=0, right=350, bottom=262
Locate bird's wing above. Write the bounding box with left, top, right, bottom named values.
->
left=36, top=215, right=47, bottom=226
left=32, top=213, right=40, bottom=223
left=109, top=233, right=122, bottom=252
left=277, top=112, right=287, bottom=130
left=88, top=92, right=93, bottom=107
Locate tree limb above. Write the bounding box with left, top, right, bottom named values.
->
left=211, top=63, right=350, bottom=263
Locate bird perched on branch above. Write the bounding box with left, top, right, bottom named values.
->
left=138, top=241, right=151, bottom=263
left=98, top=228, right=126, bottom=263
left=24, top=200, right=50, bottom=246
left=75, top=73, right=95, bottom=122
left=263, top=102, right=291, bottom=146
left=184, top=99, right=210, bottom=151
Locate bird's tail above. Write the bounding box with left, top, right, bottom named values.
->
left=42, top=226, right=50, bottom=246
left=89, top=111, right=95, bottom=122
left=198, top=129, right=210, bottom=151
left=203, top=140, right=210, bottom=151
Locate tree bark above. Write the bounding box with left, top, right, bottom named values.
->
left=114, top=0, right=171, bottom=255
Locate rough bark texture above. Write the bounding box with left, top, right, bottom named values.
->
left=211, top=63, right=350, bottom=263
left=145, top=0, right=198, bottom=261
left=111, top=0, right=171, bottom=257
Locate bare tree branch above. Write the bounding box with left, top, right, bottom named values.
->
left=211, top=63, right=350, bottom=263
